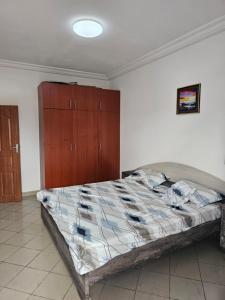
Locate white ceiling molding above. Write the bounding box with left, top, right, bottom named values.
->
left=0, top=59, right=108, bottom=81
left=108, top=15, right=225, bottom=80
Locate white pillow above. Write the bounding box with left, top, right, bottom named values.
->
left=172, top=180, right=222, bottom=207
left=128, top=169, right=166, bottom=188
left=161, top=187, right=189, bottom=209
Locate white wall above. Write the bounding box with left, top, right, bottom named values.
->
left=0, top=67, right=108, bottom=192
left=110, top=31, right=225, bottom=180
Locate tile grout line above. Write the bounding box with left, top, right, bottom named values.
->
left=194, top=243, right=207, bottom=300
left=133, top=266, right=142, bottom=299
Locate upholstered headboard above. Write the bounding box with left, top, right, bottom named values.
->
left=137, top=162, right=225, bottom=195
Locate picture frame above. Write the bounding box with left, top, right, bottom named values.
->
left=177, top=84, right=201, bottom=114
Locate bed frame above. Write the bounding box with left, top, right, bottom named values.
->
left=41, top=162, right=225, bottom=300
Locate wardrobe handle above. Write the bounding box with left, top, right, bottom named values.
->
left=70, top=144, right=73, bottom=152
left=99, top=100, right=102, bottom=111
left=69, top=99, right=72, bottom=109
left=99, top=143, right=102, bottom=152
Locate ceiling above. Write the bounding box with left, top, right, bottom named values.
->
left=1, top=0, right=225, bottom=76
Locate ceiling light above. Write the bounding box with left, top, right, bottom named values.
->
left=73, top=20, right=103, bottom=38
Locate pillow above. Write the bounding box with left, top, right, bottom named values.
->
left=128, top=169, right=166, bottom=188
left=171, top=180, right=222, bottom=207
left=161, top=187, right=189, bottom=210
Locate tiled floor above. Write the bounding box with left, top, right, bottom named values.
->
left=0, top=196, right=225, bottom=300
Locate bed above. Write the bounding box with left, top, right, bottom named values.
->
left=38, top=162, right=225, bottom=300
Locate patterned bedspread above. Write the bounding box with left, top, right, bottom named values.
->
left=37, top=178, right=221, bottom=275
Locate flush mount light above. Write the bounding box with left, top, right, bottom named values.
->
left=73, top=20, right=103, bottom=38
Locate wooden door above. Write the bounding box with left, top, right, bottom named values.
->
left=73, top=86, right=99, bottom=184
left=98, top=89, right=120, bottom=181
left=0, top=106, right=22, bottom=202
left=39, top=82, right=73, bottom=110
left=43, top=109, right=73, bottom=188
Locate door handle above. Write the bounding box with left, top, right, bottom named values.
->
left=11, top=144, right=19, bottom=153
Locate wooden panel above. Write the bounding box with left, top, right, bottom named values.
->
left=44, top=109, right=73, bottom=145
left=43, top=109, right=73, bottom=188
left=73, top=110, right=99, bottom=185
left=98, top=112, right=120, bottom=181
left=73, top=86, right=99, bottom=111
left=99, top=89, right=120, bottom=112
left=39, top=82, right=73, bottom=110
left=44, top=144, right=74, bottom=188
left=0, top=106, right=22, bottom=202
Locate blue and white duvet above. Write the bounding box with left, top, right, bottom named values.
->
left=37, top=177, right=221, bottom=275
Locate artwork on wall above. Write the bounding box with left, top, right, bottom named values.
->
left=177, top=84, right=201, bottom=114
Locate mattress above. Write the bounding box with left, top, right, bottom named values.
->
left=37, top=177, right=221, bottom=275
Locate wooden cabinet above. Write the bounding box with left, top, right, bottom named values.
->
left=40, top=82, right=73, bottom=110
left=39, top=82, right=120, bottom=188
left=98, top=89, right=120, bottom=181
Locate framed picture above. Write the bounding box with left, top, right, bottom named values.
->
left=177, top=84, right=201, bottom=114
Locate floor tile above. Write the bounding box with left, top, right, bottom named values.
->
left=196, top=240, right=225, bottom=266
left=0, top=219, right=12, bottom=230
left=63, top=284, right=81, bottom=300
left=170, top=246, right=200, bottom=280
left=170, top=276, right=205, bottom=300
left=0, top=211, right=9, bottom=219
left=204, top=282, right=225, bottom=300
left=137, top=270, right=169, bottom=297
left=5, top=232, right=34, bottom=247
left=22, top=223, right=47, bottom=236
left=0, top=244, right=18, bottom=261
left=27, top=296, right=48, bottom=300
left=28, top=246, right=60, bottom=271
left=7, top=212, right=26, bottom=222
left=7, top=267, right=47, bottom=293
left=0, top=230, right=15, bottom=243
left=51, top=259, right=70, bottom=276
left=0, top=263, right=23, bottom=286
left=22, top=214, right=41, bottom=223
left=135, top=291, right=169, bottom=300
left=33, top=273, right=72, bottom=300
left=200, top=263, right=225, bottom=285
left=142, top=256, right=169, bottom=275
left=5, top=247, right=40, bottom=266
left=4, top=220, right=29, bottom=233
left=106, top=267, right=140, bottom=290
left=90, top=282, right=104, bottom=300
left=99, top=284, right=135, bottom=300
left=24, top=235, right=51, bottom=251
left=0, top=288, right=29, bottom=300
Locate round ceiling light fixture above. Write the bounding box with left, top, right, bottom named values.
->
left=73, top=19, right=103, bottom=38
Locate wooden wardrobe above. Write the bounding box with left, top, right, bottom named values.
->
left=38, top=82, right=120, bottom=189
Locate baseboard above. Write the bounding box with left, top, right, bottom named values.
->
left=22, top=190, right=38, bottom=198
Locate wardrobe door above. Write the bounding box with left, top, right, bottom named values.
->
left=43, top=109, right=73, bottom=188
left=98, top=89, right=120, bottom=181
left=73, top=111, right=99, bottom=185
left=39, top=82, right=73, bottom=110
left=72, top=86, right=99, bottom=185
left=73, top=85, right=99, bottom=111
